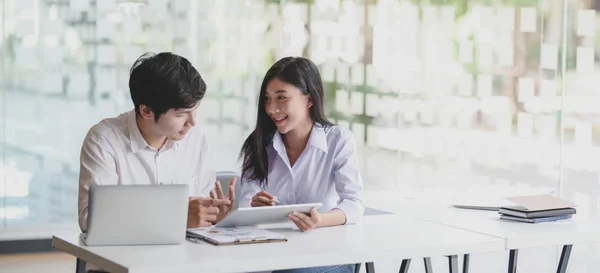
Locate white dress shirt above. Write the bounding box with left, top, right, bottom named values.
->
left=78, top=110, right=216, bottom=232
left=239, top=124, right=365, bottom=224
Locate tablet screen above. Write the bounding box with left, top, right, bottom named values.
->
left=215, top=203, right=323, bottom=228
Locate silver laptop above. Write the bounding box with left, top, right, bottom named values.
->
left=82, top=184, right=188, bottom=246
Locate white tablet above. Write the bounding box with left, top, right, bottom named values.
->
left=215, top=203, right=323, bottom=228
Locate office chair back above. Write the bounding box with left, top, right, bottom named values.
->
left=216, top=171, right=242, bottom=210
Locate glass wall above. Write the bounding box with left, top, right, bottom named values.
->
left=561, top=0, right=600, bottom=270
left=0, top=0, right=597, bottom=247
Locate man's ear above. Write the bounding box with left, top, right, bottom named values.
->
left=139, top=105, right=155, bottom=120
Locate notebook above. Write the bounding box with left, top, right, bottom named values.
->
left=498, top=206, right=576, bottom=218
left=503, top=194, right=577, bottom=212
left=186, top=226, right=287, bottom=246
left=500, top=214, right=573, bottom=223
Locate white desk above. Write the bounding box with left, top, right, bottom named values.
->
left=365, top=187, right=600, bottom=273
left=52, top=215, right=505, bottom=273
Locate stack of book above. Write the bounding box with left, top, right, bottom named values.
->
left=499, top=206, right=576, bottom=223
left=498, top=194, right=577, bottom=223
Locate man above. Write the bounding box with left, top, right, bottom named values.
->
left=78, top=52, right=236, bottom=234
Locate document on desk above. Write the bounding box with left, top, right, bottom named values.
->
left=186, top=226, right=287, bottom=246
left=504, top=194, right=577, bottom=211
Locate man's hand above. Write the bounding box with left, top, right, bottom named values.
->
left=187, top=197, right=230, bottom=228
left=210, top=176, right=237, bottom=223
left=287, top=208, right=322, bottom=232
left=251, top=191, right=278, bottom=207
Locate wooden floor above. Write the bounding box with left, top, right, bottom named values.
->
left=0, top=252, right=75, bottom=273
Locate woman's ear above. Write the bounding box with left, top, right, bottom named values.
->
left=307, top=96, right=313, bottom=108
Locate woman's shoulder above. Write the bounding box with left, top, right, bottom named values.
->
left=320, top=123, right=353, bottom=142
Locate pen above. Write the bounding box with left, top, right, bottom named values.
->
left=272, top=198, right=281, bottom=205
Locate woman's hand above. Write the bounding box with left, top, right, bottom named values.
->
left=287, top=208, right=322, bottom=232
left=251, top=191, right=278, bottom=207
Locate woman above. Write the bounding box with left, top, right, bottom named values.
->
left=239, top=57, right=365, bottom=273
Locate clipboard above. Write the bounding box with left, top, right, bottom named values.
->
left=186, top=226, right=287, bottom=246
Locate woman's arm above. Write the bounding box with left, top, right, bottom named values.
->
left=317, top=209, right=348, bottom=227
left=238, top=174, right=262, bottom=208
left=286, top=130, right=365, bottom=230
left=330, top=131, right=366, bottom=225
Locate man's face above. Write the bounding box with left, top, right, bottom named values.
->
left=153, top=104, right=199, bottom=141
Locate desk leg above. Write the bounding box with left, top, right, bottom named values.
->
left=366, top=262, right=375, bottom=273
left=423, top=257, right=432, bottom=273
left=508, top=249, right=518, bottom=273
left=463, top=254, right=470, bottom=273
left=448, top=255, right=458, bottom=273
left=399, top=259, right=411, bottom=273
left=76, top=258, right=86, bottom=273
left=556, top=245, right=573, bottom=273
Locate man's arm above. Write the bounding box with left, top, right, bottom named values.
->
left=195, top=133, right=217, bottom=197
left=189, top=132, right=235, bottom=225
left=78, top=134, right=118, bottom=232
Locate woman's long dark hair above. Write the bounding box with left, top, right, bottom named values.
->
left=239, top=57, right=333, bottom=187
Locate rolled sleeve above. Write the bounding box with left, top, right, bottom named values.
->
left=78, top=135, right=118, bottom=232
left=332, top=133, right=365, bottom=224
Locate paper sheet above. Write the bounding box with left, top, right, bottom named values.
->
left=540, top=44, right=558, bottom=70
left=518, top=77, right=535, bottom=102
left=577, top=10, right=596, bottom=37
left=577, top=46, right=595, bottom=75
left=477, top=74, right=493, bottom=98
left=520, top=7, right=537, bottom=33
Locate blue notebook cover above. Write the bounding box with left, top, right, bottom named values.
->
left=500, top=214, right=572, bottom=223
